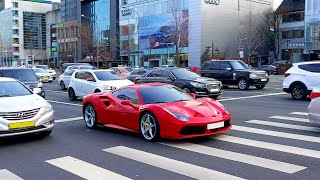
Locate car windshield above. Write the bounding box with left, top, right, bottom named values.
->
left=94, top=71, right=124, bottom=80
left=36, top=65, right=48, bottom=69
left=79, top=66, right=96, bottom=70
left=0, top=81, right=32, bottom=97
left=230, top=61, right=249, bottom=70
left=125, top=68, right=133, bottom=72
left=119, top=68, right=130, bottom=73
left=2, top=69, right=37, bottom=82
left=171, top=69, right=200, bottom=79
left=33, top=68, right=47, bottom=73
left=139, top=85, right=193, bottom=104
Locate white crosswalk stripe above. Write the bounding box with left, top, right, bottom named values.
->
left=290, top=112, right=308, bottom=116
left=232, top=125, right=320, bottom=143
left=0, top=169, right=23, bottom=180
left=46, top=156, right=131, bottom=180
left=247, top=120, right=320, bottom=132
left=270, top=116, right=309, bottom=123
left=213, top=135, right=320, bottom=159
left=104, top=146, right=244, bottom=180
left=160, top=142, right=306, bottom=174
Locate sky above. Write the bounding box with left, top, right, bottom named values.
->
left=273, top=0, right=284, bottom=10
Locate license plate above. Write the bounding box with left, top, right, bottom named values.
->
left=42, top=77, right=49, bottom=80
left=9, top=121, right=35, bottom=129
left=261, top=79, right=267, bottom=82
left=207, top=122, right=224, bottom=130
left=210, top=89, right=219, bottom=92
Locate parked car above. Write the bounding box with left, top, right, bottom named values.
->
left=135, top=68, right=223, bottom=98
left=256, top=65, right=278, bottom=75
left=61, top=63, right=91, bottom=73
left=32, top=68, right=53, bottom=83
left=126, top=68, right=151, bottom=82
left=283, top=61, right=320, bottom=100
left=82, top=83, right=232, bottom=141
left=65, top=64, right=97, bottom=73
left=58, top=69, right=76, bottom=90
left=68, top=70, right=133, bottom=100
left=0, top=68, right=45, bottom=98
left=308, top=87, right=320, bottom=125
left=186, top=66, right=200, bottom=74
left=34, top=65, right=57, bottom=80
left=110, top=67, right=131, bottom=77
left=132, top=66, right=141, bottom=70
left=199, top=60, right=269, bottom=90
left=0, top=77, right=54, bottom=138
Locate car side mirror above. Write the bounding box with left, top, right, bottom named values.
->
left=226, top=68, right=232, bottom=71
left=33, top=88, right=42, bottom=95
left=86, top=77, right=94, bottom=82
left=190, top=93, right=196, bottom=99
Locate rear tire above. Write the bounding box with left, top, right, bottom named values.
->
left=60, top=81, right=66, bottom=90
left=255, top=85, right=265, bottom=90
left=238, top=78, right=249, bottom=90
left=68, top=88, right=77, bottom=101
left=290, top=83, right=307, bottom=100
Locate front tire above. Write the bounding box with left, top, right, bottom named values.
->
left=255, top=85, right=265, bottom=89
left=238, top=78, right=249, bottom=90
left=140, top=112, right=160, bottom=141
left=60, top=81, right=66, bottom=90
left=290, top=83, right=307, bottom=100
left=83, top=104, right=98, bottom=128
left=40, top=130, right=52, bottom=137
left=68, top=88, right=77, bottom=101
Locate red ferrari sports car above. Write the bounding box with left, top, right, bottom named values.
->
left=82, top=83, right=232, bottom=141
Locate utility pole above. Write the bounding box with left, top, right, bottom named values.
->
left=211, top=40, right=214, bottom=59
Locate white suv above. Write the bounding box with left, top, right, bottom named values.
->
left=68, top=70, right=134, bottom=100
left=283, top=61, right=320, bottom=100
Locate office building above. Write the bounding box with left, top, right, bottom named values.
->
left=305, top=0, right=320, bottom=60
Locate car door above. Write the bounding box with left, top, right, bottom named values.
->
left=201, top=61, right=220, bottom=79
left=218, top=61, right=233, bottom=84
left=82, top=72, right=98, bottom=95
left=63, top=70, right=74, bottom=87
left=144, top=70, right=164, bottom=83
left=72, top=71, right=86, bottom=96
left=112, top=88, right=141, bottom=131
left=299, top=63, right=320, bottom=90
left=161, top=70, right=178, bottom=86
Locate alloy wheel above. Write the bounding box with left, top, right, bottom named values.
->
left=84, top=105, right=96, bottom=128
left=60, top=81, right=65, bottom=90
left=140, top=114, right=157, bottom=141
left=291, top=84, right=306, bottom=100
left=238, top=79, right=248, bottom=90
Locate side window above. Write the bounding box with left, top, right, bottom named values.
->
left=201, top=62, right=209, bottom=70
left=84, top=72, right=95, bottom=81
left=299, top=64, right=320, bottom=73
left=147, top=70, right=162, bottom=77
left=209, top=61, right=221, bottom=70
left=75, top=72, right=85, bottom=79
left=138, top=70, right=146, bottom=75
left=112, top=88, right=140, bottom=104
left=220, top=61, right=232, bottom=70
left=113, top=68, right=121, bottom=74
left=162, top=70, right=174, bottom=78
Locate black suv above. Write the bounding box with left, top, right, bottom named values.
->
left=135, top=68, right=223, bottom=98
left=0, top=68, right=45, bottom=98
left=199, top=60, right=269, bottom=90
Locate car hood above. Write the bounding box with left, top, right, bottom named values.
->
left=189, top=77, right=220, bottom=84
left=100, top=79, right=134, bottom=88
left=0, top=94, right=47, bottom=112
left=47, top=70, right=56, bottom=73
left=160, top=99, right=224, bottom=118
left=235, top=69, right=266, bottom=74
left=35, top=72, right=50, bottom=76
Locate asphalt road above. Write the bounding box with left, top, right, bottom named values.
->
left=0, top=75, right=318, bottom=180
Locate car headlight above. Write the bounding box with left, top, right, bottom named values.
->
left=190, top=82, right=206, bottom=88
left=265, top=72, right=269, bottom=77
left=103, top=85, right=113, bottom=90
left=41, top=102, right=53, bottom=115
left=164, top=108, right=189, bottom=121
left=249, top=73, right=257, bottom=79
left=38, top=82, right=43, bottom=88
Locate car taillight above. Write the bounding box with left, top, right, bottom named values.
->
left=310, top=92, right=320, bottom=99
left=284, top=73, right=290, bottom=78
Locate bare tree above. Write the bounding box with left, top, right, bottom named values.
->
left=80, top=22, right=94, bottom=64
left=168, top=0, right=189, bottom=67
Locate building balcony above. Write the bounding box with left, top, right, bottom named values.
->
left=12, top=25, right=19, bottom=29
left=12, top=34, right=19, bottom=38
left=12, top=43, right=19, bottom=47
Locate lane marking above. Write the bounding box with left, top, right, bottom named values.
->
left=213, top=135, right=320, bottom=159
left=56, top=117, right=83, bottom=123
left=46, top=90, right=68, bottom=94
left=104, top=146, right=244, bottom=180
left=232, top=125, right=320, bottom=143
left=0, top=169, right=23, bottom=180
left=270, top=116, right=309, bottom=123
left=46, top=156, right=131, bottom=180
left=47, top=100, right=82, bottom=107
left=247, top=120, right=320, bottom=132
left=290, top=112, right=308, bottom=116
left=160, top=142, right=305, bottom=174
left=218, top=92, right=286, bottom=102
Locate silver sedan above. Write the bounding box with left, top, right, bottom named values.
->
left=308, top=88, right=320, bottom=124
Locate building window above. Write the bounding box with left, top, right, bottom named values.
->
left=282, top=30, right=304, bottom=39
left=23, top=12, right=46, bottom=50
left=122, top=0, right=128, bottom=5
left=282, top=12, right=304, bottom=22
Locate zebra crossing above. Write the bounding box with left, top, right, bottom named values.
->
left=1, top=111, right=319, bottom=179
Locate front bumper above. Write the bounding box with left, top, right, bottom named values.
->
left=248, top=78, right=269, bottom=85
left=192, top=86, right=223, bottom=97
left=0, top=109, right=54, bottom=138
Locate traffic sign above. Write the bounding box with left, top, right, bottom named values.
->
left=238, top=45, right=244, bottom=52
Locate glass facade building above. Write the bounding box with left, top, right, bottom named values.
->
left=305, top=0, right=320, bottom=52
left=23, top=12, right=46, bottom=50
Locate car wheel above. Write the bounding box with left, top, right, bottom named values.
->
left=60, top=81, right=66, bottom=90
left=290, top=83, right=307, bottom=100
left=255, top=85, right=265, bottom=89
left=183, top=87, right=191, bottom=94
left=68, top=88, right=77, bottom=101
left=40, top=130, right=52, bottom=137
left=238, top=78, right=249, bottom=90
left=84, top=104, right=98, bottom=128
left=140, top=112, right=160, bottom=141
left=94, top=89, right=101, bottom=93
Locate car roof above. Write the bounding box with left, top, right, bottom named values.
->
left=293, top=61, right=320, bottom=65
left=76, top=69, right=113, bottom=73
left=124, top=83, right=169, bottom=89
left=0, top=67, right=31, bottom=70
left=0, top=77, right=18, bottom=82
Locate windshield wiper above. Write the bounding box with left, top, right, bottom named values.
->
left=153, top=101, right=167, bottom=104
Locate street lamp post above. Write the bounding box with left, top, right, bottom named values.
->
left=123, top=7, right=140, bottom=67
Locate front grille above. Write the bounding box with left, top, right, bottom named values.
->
left=207, top=84, right=220, bottom=91
left=0, top=108, right=40, bottom=121
left=257, top=73, right=267, bottom=78
left=179, top=126, right=206, bottom=135
left=0, top=125, right=46, bottom=135
left=210, top=119, right=231, bottom=132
